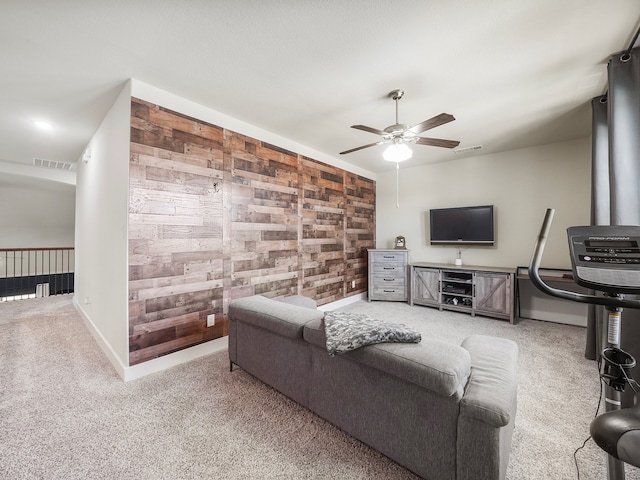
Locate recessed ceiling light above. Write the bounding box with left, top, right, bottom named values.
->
left=33, top=120, right=53, bottom=131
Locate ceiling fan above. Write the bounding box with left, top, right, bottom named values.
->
left=340, top=89, right=460, bottom=162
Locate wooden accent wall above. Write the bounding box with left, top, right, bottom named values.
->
left=345, top=170, right=376, bottom=294
left=299, top=157, right=345, bottom=303
left=128, top=98, right=375, bottom=365
left=228, top=132, right=300, bottom=300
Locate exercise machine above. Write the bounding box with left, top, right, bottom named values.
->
left=529, top=208, right=640, bottom=479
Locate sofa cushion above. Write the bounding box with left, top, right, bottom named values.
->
left=275, top=295, right=318, bottom=309
left=229, top=295, right=324, bottom=339
left=303, top=317, right=327, bottom=347
left=304, top=318, right=471, bottom=397
left=323, top=311, right=421, bottom=356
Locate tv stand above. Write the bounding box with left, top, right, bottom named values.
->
left=410, top=262, right=515, bottom=324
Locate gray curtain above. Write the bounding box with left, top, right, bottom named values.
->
left=588, top=47, right=640, bottom=407
left=591, top=96, right=611, bottom=226
left=609, top=48, right=640, bottom=225
left=585, top=95, right=609, bottom=360
left=609, top=47, right=640, bottom=408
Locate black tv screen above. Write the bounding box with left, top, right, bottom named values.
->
left=429, top=205, right=495, bottom=245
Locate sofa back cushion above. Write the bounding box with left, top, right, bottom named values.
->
left=229, top=295, right=324, bottom=339
left=304, top=318, right=470, bottom=398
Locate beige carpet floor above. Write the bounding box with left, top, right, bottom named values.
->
left=1, top=295, right=639, bottom=479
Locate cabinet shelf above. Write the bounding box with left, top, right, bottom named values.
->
left=442, top=273, right=472, bottom=283
left=441, top=285, right=472, bottom=294
left=442, top=292, right=472, bottom=298
left=442, top=294, right=473, bottom=307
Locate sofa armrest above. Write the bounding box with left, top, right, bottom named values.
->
left=460, top=334, right=518, bottom=427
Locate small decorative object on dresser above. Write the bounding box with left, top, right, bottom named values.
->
left=394, top=235, right=406, bottom=249
left=368, top=249, right=409, bottom=302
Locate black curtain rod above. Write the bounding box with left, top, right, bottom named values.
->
left=624, top=18, right=640, bottom=57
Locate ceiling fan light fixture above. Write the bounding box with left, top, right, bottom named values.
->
left=339, top=89, right=459, bottom=158
left=383, top=141, right=412, bottom=162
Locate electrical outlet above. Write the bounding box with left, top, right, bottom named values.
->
left=207, top=314, right=215, bottom=327
left=351, top=280, right=356, bottom=288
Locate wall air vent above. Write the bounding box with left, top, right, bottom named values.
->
left=453, top=145, right=483, bottom=154
left=33, top=158, right=75, bottom=171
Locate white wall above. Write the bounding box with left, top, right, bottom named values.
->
left=0, top=175, right=75, bottom=248
left=375, top=138, right=591, bottom=269
left=74, top=81, right=131, bottom=372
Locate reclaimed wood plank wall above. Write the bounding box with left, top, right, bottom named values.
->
left=128, top=98, right=375, bottom=365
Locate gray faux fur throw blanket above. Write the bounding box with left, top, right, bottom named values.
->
left=323, top=311, right=421, bottom=356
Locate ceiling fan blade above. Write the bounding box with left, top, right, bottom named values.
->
left=351, top=124, right=387, bottom=136
left=415, top=137, right=460, bottom=149
left=409, top=113, right=455, bottom=134
left=340, top=141, right=385, bottom=155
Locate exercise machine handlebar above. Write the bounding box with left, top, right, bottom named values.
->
left=529, top=208, right=640, bottom=310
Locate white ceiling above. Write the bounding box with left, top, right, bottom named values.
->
left=1, top=0, right=639, bottom=179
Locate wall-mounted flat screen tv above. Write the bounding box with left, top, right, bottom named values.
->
left=429, top=205, right=495, bottom=245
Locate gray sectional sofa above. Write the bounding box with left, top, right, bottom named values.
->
left=228, top=294, right=518, bottom=480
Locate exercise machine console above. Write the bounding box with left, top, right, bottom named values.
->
left=529, top=209, right=640, bottom=480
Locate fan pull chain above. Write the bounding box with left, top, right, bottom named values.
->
left=396, top=162, right=400, bottom=208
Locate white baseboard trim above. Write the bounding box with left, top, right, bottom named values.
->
left=73, top=298, right=127, bottom=379
left=319, top=292, right=366, bottom=311
left=123, top=337, right=228, bottom=382
left=74, top=292, right=365, bottom=382
left=73, top=298, right=229, bottom=382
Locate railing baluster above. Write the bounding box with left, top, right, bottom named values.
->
left=0, top=247, right=74, bottom=302
left=47, top=249, right=51, bottom=296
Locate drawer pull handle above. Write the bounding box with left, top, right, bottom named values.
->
left=384, top=278, right=394, bottom=281
left=383, top=267, right=394, bottom=270
left=383, top=289, right=395, bottom=293
left=383, top=256, right=395, bottom=258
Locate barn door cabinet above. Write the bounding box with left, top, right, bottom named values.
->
left=411, top=267, right=440, bottom=307
left=474, top=271, right=513, bottom=320
left=410, top=262, right=515, bottom=323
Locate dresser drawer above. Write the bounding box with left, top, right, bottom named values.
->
left=371, top=274, right=406, bottom=287
left=371, top=285, right=407, bottom=300
left=369, top=251, right=408, bottom=263
left=371, top=263, right=406, bottom=274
